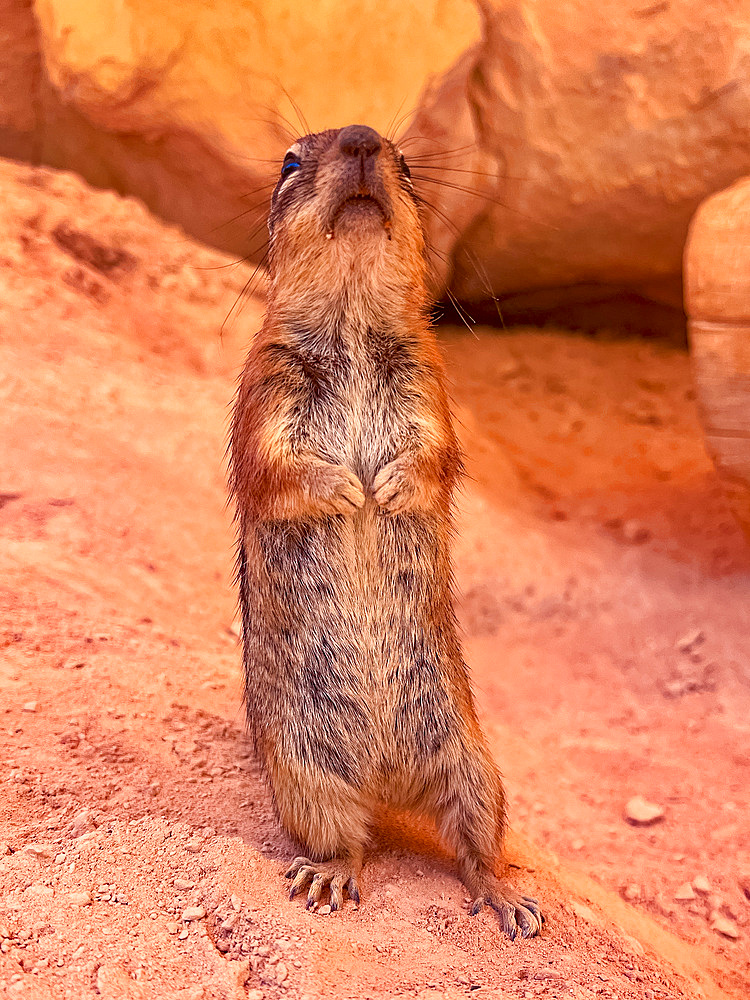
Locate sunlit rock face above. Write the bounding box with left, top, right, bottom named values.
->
left=0, top=0, right=477, bottom=256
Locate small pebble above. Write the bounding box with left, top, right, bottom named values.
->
left=173, top=878, right=195, bottom=890
left=184, top=839, right=203, bottom=854
left=23, top=843, right=53, bottom=859
left=178, top=928, right=189, bottom=940
left=692, top=875, right=711, bottom=895
left=571, top=901, right=596, bottom=922
left=622, top=884, right=640, bottom=901
left=710, top=915, right=739, bottom=940
left=708, top=892, right=725, bottom=912
left=275, top=962, right=288, bottom=982
left=22, top=702, right=37, bottom=713
left=624, top=796, right=664, bottom=826
left=623, top=934, right=645, bottom=956
left=166, top=922, right=180, bottom=934
left=318, top=905, right=331, bottom=915
left=70, top=810, right=96, bottom=838
left=674, top=883, right=695, bottom=901
left=181, top=906, right=206, bottom=922
left=68, top=891, right=92, bottom=906
left=26, top=884, right=54, bottom=898
left=676, top=629, right=704, bottom=652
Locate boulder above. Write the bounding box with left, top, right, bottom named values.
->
left=684, top=177, right=750, bottom=535
left=406, top=0, right=750, bottom=315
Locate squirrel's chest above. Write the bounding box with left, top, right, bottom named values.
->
left=303, top=347, right=413, bottom=486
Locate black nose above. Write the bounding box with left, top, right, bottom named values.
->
left=338, top=125, right=382, bottom=159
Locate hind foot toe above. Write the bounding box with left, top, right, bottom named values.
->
left=470, top=882, right=543, bottom=940
left=284, top=856, right=360, bottom=912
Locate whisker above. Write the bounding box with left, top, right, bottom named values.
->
left=409, top=163, right=520, bottom=182
left=387, top=104, right=419, bottom=144
left=237, top=181, right=279, bottom=200
left=279, top=88, right=312, bottom=138
left=385, top=96, right=410, bottom=144
left=221, top=250, right=270, bottom=337
left=248, top=110, right=298, bottom=145
left=417, top=192, right=507, bottom=329
left=467, top=251, right=506, bottom=330
left=414, top=174, right=554, bottom=229
left=397, top=140, right=478, bottom=157
left=412, top=174, right=496, bottom=198
left=191, top=255, right=253, bottom=271
left=202, top=197, right=274, bottom=240
left=413, top=192, right=464, bottom=239
left=272, top=107, right=306, bottom=144
left=444, top=287, right=478, bottom=337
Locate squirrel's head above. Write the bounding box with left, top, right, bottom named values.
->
left=267, top=125, right=427, bottom=326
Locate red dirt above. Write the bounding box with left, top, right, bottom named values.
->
left=0, top=161, right=748, bottom=1000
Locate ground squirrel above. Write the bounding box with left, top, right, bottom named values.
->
left=230, top=124, right=541, bottom=939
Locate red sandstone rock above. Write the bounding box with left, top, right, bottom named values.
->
left=684, top=176, right=750, bottom=535
left=407, top=0, right=750, bottom=312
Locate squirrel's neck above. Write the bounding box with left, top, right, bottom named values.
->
left=270, top=277, right=429, bottom=349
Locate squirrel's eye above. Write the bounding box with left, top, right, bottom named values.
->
left=399, top=154, right=411, bottom=181
left=281, top=157, right=301, bottom=179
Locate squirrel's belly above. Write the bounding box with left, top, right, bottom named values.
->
left=243, top=509, right=460, bottom=780
left=248, top=506, right=450, bottom=666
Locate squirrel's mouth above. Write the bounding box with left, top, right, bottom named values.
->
left=326, top=191, right=392, bottom=239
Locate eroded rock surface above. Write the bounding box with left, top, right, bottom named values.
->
left=407, top=0, right=750, bottom=312
left=684, top=177, right=750, bottom=533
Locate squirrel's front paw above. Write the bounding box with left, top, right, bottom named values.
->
left=373, top=458, right=421, bottom=514
left=306, top=463, right=365, bottom=517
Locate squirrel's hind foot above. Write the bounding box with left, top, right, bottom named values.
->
left=285, top=856, right=361, bottom=912
left=469, top=880, right=543, bottom=940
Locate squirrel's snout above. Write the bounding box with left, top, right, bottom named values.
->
left=338, top=125, right=382, bottom=161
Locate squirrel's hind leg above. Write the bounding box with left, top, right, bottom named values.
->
left=270, top=758, right=371, bottom=913
left=431, top=738, right=543, bottom=939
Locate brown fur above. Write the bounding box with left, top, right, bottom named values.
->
left=229, top=125, right=541, bottom=938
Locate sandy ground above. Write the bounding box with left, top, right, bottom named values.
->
left=0, top=161, right=748, bottom=1000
